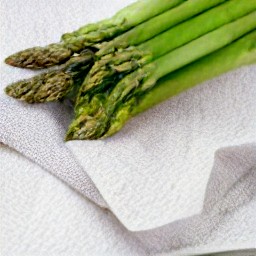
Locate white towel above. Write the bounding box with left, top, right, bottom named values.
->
left=1, top=0, right=256, bottom=254
left=0, top=144, right=146, bottom=256
left=1, top=144, right=256, bottom=255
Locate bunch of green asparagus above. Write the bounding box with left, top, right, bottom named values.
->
left=4, top=0, right=256, bottom=140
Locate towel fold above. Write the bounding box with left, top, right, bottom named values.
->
left=1, top=143, right=256, bottom=255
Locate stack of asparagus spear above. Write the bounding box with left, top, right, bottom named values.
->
left=4, top=0, right=256, bottom=140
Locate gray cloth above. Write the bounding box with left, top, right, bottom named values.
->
left=1, top=0, right=256, bottom=254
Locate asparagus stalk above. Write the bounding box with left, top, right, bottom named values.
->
left=5, top=50, right=94, bottom=103
left=97, top=0, right=228, bottom=56
left=5, top=0, right=185, bottom=69
left=67, top=11, right=256, bottom=140
left=61, top=0, right=186, bottom=42
left=104, top=30, right=256, bottom=137
left=76, top=0, right=256, bottom=111
left=5, top=0, right=229, bottom=101
left=134, top=33, right=256, bottom=115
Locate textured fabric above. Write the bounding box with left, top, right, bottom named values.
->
left=1, top=143, right=256, bottom=255
left=0, top=144, right=147, bottom=256
left=1, top=0, right=256, bottom=254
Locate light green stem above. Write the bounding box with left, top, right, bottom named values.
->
left=109, top=0, right=185, bottom=28
left=98, top=0, right=227, bottom=56
left=133, top=31, right=256, bottom=115
left=102, top=11, right=256, bottom=107
left=138, top=0, right=256, bottom=58
left=63, top=0, right=185, bottom=39
left=62, top=0, right=186, bottom=48
left=145, top=11, right=256, bottom=85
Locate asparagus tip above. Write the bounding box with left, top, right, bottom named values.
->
left=5, top=56, right=17, bottom=67
left=4, top=44, right=73, bottom=69
left=65, top=132, right=75, bottom=141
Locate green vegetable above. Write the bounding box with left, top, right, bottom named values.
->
left=5, top=43, right=73, bottom=69
left=61, top=0, right=185, bottom=42
left=135, top=32, right=256, bottom=114
left=5, top=0, right=228, bottom=100
left=5, top=50, right=94, bottom=103
left=77, top=0, right=255, bottom=109
left=67, top=11, right=256, bottom=140
left=5, top=0, right=185, bottom=69
left=95, top=0, right=228, bottom=55
left=4, top=0, right=256, bottom=141
left=105, top=30, right=256, bottom=137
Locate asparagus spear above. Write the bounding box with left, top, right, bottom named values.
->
left=5, top=0, right=185, bottom=69
left=135, top=33, right=256, bottom=115
left=5, top=0, right=228, bottom=100
left=5, top=50, right=94, bottom=103
left=104, top=30, right=256, bottom=137
left=62, top=0, right=186, bottom=41
left=66, top=11, right=256, bottom=140
left=97, top=0, right=228, bottom=56
left=76, top=0, right=256, bottom=112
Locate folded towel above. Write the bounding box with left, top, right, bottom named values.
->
left=1, top=143, right=255, bottom=255
left=1, top=0, right=256, bottom=254
left=0, top=143, right=146, bottom=256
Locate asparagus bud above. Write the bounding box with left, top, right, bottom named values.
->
left=75, top=47, right=150, bottom=108
left=5, top=50, right=94, bottom=103
left=5, top=44, right=72, bottom=69
left=5, top=71, right=73, bottom=103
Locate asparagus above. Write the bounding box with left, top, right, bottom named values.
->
left=76, top=0, right=256, bottom=112
left=5, top=0, right=185, bottom=69
left=4, top=44, right=73, bottom=69
left=134, top=33, right=256, bottom=115
left=5, top=50, right=94, bottom=103
left=104, top=30, right=256, bottom=137
left=62, top=0, right=186, bottom=41
left=5, top=0, right=228, bottom=100
left=97, top=0, right=228, bottom=56
left=66, top=11, right=256, bottom=140
left=4, top=0, right=256, bottom=141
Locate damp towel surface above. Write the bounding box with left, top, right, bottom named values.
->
left=1, top=0, right=256, bottom=253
